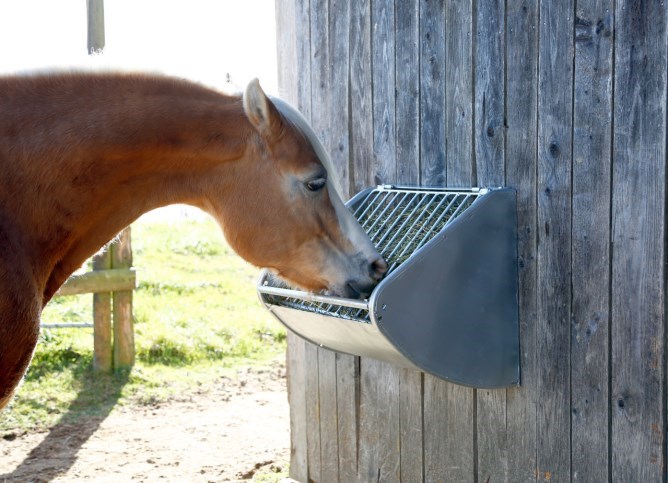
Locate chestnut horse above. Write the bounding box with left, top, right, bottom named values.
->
left=0, top=73, right=387, bottom=409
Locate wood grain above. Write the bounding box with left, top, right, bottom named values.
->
left=92, top=249, right=112, bottom=373
left=611, top=1, right=667, bottom=480
left=536, top=0, right=574, bottom=479
left=505, top=1, right=539, bottom=481
left=571, top=0, right=613, bottom=480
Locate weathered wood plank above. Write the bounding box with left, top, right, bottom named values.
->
left=372, top=0, right=395, bottom=185
left=611, top=1, right=667, bottom=480
left=395, top=1, right=423, bottom=480
left=424, top=377, right=475, bottom=481
left=445, top=0, right=473, bottom=188
left=536, top=0, right=573, bottom=479
left=421, top=3, right=474, bottom=481
left=92, top=250, right=112, bottom=372
left=395, top=0, right=420, bottom=188
left=317, top=349, right=339, bottom=482
left=286, top=333, right=308, bottom=483
left=304, top=343, right=322, bottom=482
left=335, top=353, right=358, bottom=482
left=370, top=2, right=401, bottom=481
left=57, top=268, right=136, bottom=296
left=309, top=0, right=338, bottom=480
left=112, top=228, right=134, bottom=368
left=419, top=0, right=446, bottom=187
left=276, top=1, right=310, bottom=480
left=505, top=1, right=539, bottom=480
left=473, top=1, right=508, bottom=480
left=350, top=0, right=373, bottom=193
left=357, top=357, right=381, bottom=482
left=473, top=0, right=504, bottom=187
left=570, top=0, right=613, bottom=480
left=327, top=1, right=358, bottom=480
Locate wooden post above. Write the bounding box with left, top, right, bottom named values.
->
left=92, top=250, right=112, bottom=372
left=86, top=0, right=105, bottom=54
left=112, top=228, right=134, bottom=369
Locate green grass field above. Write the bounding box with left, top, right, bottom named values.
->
left=0, top=214, right=286, bottom=434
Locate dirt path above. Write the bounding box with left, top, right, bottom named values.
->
left=0, top=365, right=291, bottom=482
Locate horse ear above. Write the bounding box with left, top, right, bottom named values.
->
left=243, top=78, right=282, bottom=143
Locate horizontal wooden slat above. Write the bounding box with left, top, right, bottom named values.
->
left=56, top=268, right=136, bottom=296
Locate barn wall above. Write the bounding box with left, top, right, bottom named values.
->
left=275, top=0, right=668, bottom=481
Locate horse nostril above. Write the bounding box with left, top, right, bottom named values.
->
left=370, top=258, right=388, bottom=280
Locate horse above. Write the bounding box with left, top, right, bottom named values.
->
left=0, top=72, right=387, bottom=409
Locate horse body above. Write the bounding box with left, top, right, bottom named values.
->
left=0, top=73, right=386, bottom=408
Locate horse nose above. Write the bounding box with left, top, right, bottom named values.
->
left=369, top=257, right=388, bottom=281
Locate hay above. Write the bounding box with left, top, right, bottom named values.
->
left=265, top=188, right=479, bottom=323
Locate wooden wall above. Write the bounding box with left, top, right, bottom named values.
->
left=275, top=0, right=668, bottom=481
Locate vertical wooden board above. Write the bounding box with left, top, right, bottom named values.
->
left=275, top=2, right=311, bottom=480
left=336, top=353, right=358, bottom=482
left=92, top=249, right=112, bottom=372
left=536, top=1, right=573, bottom=480
left=611, top=1, right=667, bottom=480
left=395, top=1, right=423, bottom=481
left=504, top=1, right=539, bottom=481
left=349, top=0, right=381, bottom=481
left=317, top=349, right=339, bottom=482
left=377, top=362, right=400, bottom=482
left=370, top=1, right=401, bottom=481
left=571, top=0, right=613, bottom=481
left=329, top=0, right=351, bottom=195
left=372, top=0, right=396, bottom=185
left=328, top=1, right=358, bottom=480
left=112, top=228, right=133, bottom=368
left=419, top=0, right=446, bottom=186
left=275, top=0, right=297, bottom=101
left=357, top=357, right=381, bottom=482
left=472, top=1, right=509, bottom=481
left=309, top=1, right=341, bottom=480
left=423, top=376, right=475, bottom=481
left=304, top=343, right=322, bottom=482
left=399, top=369, right=423, bottom=483
left=350, top=0, right=373, bottom=193
left=473, top=0, right=505, bottom=187
left=427, top=3, right=476, bottom=480
left=445, top=0, right=473, bottom=187
left=295, top=0, right=312, bottom=119
left=286, top=333, right=309, bottom=483
left=421, top=2, right=474, bottom=481
left=395, top=0, right=420, bottom=187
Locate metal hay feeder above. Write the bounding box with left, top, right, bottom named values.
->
left=257, top=185, right=520, bottom=388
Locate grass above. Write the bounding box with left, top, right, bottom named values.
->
left=0, top=214, right=287, bottom=436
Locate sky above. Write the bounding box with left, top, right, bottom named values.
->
left=0, top=1, right=279, bottom=220
left=0, top=1, right=278, bottom=94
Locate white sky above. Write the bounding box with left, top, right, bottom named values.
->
left=0, top=1, right=278, bottom=94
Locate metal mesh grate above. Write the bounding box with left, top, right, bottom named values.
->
left=263, top=186, right=481, bottom=322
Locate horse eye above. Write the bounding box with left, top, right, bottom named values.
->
left=306, top=178, right=327, bottom=191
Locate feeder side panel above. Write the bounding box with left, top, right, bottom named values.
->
left=371, top=189, right=519, bottom=388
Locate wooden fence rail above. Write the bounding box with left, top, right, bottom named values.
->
left=41, top=228, right=135, bottom=372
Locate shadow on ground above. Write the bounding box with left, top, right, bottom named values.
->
left=1, top=369, right=129, bottom=482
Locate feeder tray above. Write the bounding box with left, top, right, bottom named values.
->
left=258, top=185, right=519, bottom=388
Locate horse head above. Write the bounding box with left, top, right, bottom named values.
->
left=205, top=79, right=387, bottom=299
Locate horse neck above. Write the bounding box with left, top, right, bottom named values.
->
left=1, top=75, right=254, bottom=302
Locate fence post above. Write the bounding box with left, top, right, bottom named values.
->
left=112, top=228, right=134, bottom=368
left=86, top=0, right=105, bottom=54
left=92, top=250, right=112, bottom=372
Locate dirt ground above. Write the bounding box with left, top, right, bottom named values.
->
left=0, top=364, right=291, bottom=482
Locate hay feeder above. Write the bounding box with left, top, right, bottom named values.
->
left=258, top=185, right=520, bottom=388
